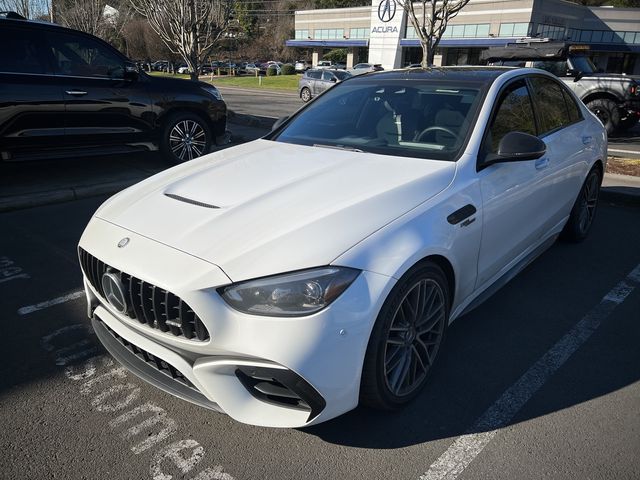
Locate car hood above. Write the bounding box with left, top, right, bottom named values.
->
left=95, top=140, right=456, bottom=282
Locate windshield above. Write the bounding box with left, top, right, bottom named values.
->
left=568, top=55, right=597, bottom=74
left=272, top=79, right=484, bottom=162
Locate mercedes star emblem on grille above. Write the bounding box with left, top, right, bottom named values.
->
left=117, top=237, right=130, bottom=248
left=101, top=272, right=128, bottom=314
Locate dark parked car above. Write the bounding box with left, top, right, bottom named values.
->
left=298, top=68, right=352, bottom=102
left=0, top=13, right=227, bottom=163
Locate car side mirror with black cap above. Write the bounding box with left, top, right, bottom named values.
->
left=568, top=69, right=584, bottom=82
left=124, top=61, right=139, bottom=81
left=483, top=131, right=546, bottom=167
left=271, top=115, right=289, bottom=131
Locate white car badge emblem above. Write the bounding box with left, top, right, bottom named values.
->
left=118, top=237, right=130, bottom=248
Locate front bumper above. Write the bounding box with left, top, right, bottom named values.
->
left=79, top=217, right=393, bottom=427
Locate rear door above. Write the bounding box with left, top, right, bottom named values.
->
left=44, top=29, right=153, bottom=150
left=0, top=25, right=66, bottom=160
left=527, top=76, right=591, bottom=227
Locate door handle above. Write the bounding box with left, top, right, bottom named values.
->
left=535, top=157, right=549, bottom=170
left=65, top=90, right=88, bottom=96
left=582, top=136, right=592, bottom=145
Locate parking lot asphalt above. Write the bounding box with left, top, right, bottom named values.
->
left=0, top=196, right=638, bottom=480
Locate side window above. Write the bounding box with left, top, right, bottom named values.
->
left=0, top=27, right=48, bottom=74
left=47, top=31, right=125, bottom=79
left=561, top=88, right=582, bottom=123
left=307, top=70, right=321, bottom=80
left=488, top=80, right=537, bottom=152
left=321, top=70, right=335, bottom=81
left=530, top=60, right=568, bottom=77
left=529, top=77, right=572, bottom=135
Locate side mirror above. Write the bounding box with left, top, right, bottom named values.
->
left=124, top=61, right=139, bottom=81
left=330, top=77, right=337, bottom=83
left=483, top=131, right=546, bottom=166
left=568, top=69, right=583, bottom=81
left=271, top=115, right=289, bottom=131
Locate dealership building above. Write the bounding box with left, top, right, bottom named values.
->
left=285, top=0, right=640, bottom=74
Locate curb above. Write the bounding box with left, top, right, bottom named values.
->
left=228, top=110, right=276, bottom=128
left=0, top=178, right=144, bottom=213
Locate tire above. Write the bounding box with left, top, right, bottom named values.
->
left=161, top=112, right=212, bottom=164
left=586, top=98, right=620, bottom=135
left=300, top=87, right=311, bottom=103
left=360, top=261, right=450, bottom=410
left=561, top=166, right=602, bottom=243
left=617, top=115, right=639, bottom=131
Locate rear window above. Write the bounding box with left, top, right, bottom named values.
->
left=273, top=79, right=485, bottom=162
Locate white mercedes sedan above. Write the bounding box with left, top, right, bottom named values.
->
left=78, top=67, right=606, bottom=428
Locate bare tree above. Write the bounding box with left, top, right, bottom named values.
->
left=397, top=0, right=471, bottom=67
left=129, top=0, right=233, bottom=80
left=57, top=0, right=132, bottom=46
left=0, top=0, right=51, bottom=19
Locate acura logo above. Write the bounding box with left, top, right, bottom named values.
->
left=101, top=272, right=128, bottom=314
left=378, top=0, right=396, bottom=23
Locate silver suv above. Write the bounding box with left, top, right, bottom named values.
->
left=298, top=69, right=352, bottom=102
left=482, top=41, right=640, bottom=134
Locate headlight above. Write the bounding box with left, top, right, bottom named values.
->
left=218, top=267, right=360, bottom=317
left=201, top=85, right=223, bottom=101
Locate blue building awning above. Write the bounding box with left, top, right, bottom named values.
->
left=400, top=37, right=526, bottom=48
left=285, top=39, right=369, bottom=48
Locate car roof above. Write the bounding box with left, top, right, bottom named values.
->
left=356, top=66, right=513, bottom=85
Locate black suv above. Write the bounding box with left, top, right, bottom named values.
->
left=0, top=12, right=227, bottom=163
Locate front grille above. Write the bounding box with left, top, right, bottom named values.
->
left=79, top=248, right=210, bottom=341
left=102, top=320, right=196, bottom=389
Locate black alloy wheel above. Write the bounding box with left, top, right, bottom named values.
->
left=361, top=261, right=449, bottom=409
left=587, top=98, right=619, bottom=135
left=561, top=167, right=602, bottom=242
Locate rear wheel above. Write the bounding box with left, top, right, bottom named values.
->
left=161, top=112, right=212, bottom=164
left=561, top=167, right=602, bottom=242
left=586, top=98, right=620, bottom=135
left=300, top=87, right=311, bottom=103
left=360, top=261, right=449, bottom=410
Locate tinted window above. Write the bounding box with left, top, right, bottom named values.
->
left=530, top=60, right=568, bottom=77
left=529, top=77, right=572, bottom=134
left=489, top=80, right=536, bottom=152
left=47, top=31, right=124, bottom=79
left=307, top=70, right=322, bottom=79
left=0, top=27, right=47, bottom=74
left=561, top=89, right=582, bottom=123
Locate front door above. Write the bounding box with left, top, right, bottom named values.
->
left=44, top=29, right=153, bottom=151
left=476, top=78, right=553, bottom=288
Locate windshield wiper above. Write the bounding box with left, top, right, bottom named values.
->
left=313, top=143, right=364, bottom=153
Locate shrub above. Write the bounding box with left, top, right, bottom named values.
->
left=266, top=66, right=278, bottom=76
left=281, top=63, right=296, bottom=75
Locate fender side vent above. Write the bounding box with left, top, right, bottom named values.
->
left=164, top=193, right=220, bottom=209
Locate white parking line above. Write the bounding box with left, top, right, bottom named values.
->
left=419, top=263, right=640, bottom=480
left=18, top=289, right=84, bottom=315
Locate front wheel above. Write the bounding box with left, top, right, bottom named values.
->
left=586, top=98, right=620, bottom=135
left=561, top=167, right=602, bottom=243
left=300, top=87, right=311, bottom=103
left=161, top=112, right=212, bottom=164
left=360, top=261, right=449, bottom=410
